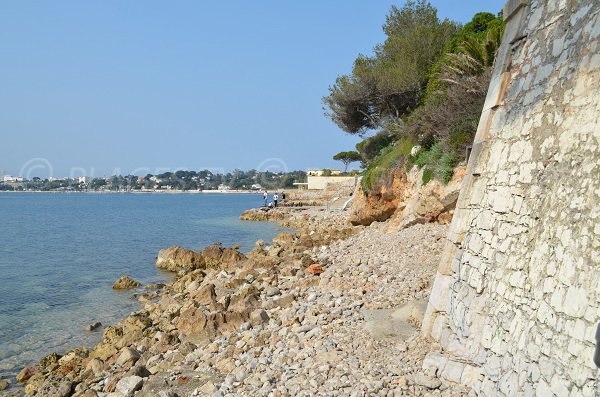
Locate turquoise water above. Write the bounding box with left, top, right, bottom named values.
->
left=0, top=192, right=282, bottom=379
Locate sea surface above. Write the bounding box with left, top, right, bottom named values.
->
left=0, top=192, right=284, bottom=380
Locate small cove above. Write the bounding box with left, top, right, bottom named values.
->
left=0, top=192, right=284, bottom=380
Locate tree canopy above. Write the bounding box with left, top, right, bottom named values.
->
left=324, top=2, right=504, bottom=190
left=322, top=0, right=459, bottom=135
left=333, top=151, right=362, bottom=172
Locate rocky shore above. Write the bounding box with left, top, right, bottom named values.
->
left=6, top=205, right=469, bottom=397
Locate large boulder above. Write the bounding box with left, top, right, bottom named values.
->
left=156, top=246, right=205, bottom=272
left=201, top=245, right=245, bottom=269
left=156, top=245, right=245, bottom=273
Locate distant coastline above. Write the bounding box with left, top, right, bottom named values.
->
left=0, top=189, right=265, bottom=194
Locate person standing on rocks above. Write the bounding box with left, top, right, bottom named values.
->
left=263, top=191, right=268, bottom=207
left=273, top=193, right=279, bottom=207
left=281, top=191, right=286, bottom=206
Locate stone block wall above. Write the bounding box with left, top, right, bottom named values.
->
left=421, top=0, right=600, bottom=395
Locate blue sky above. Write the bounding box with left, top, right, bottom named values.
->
left=0, top=1, right=505, bottom=178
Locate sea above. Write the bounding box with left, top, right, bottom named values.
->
left=0, top=192, right=285, bottom=380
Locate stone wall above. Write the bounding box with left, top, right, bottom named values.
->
left=306, top=175, right=358, bottom=190
left=422, top=0, right=600, bottom=396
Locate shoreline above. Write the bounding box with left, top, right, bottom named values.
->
left=7, top=202, right=466, bottom=397
left=0, top=190, right=266, bottom=195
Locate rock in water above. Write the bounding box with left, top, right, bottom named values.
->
left=39, top=352, right=61, bottom=368
left=112, top=275, right=141, bottom=289
left=85, top=321, right=102, bottom=331
left=156, top=246, right=205, bottom=272
left=0, top=379, right=9, bottom=391
left=16, top=367, right=36, bottom=383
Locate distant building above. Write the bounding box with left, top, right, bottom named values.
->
left=307, top=169, right=342, bottom=176
left=78, top=176, right=92, bottom=184
left=305, top=169, right=358, bottom=190
left=3, top=175, right=15, bottom=183
left=251, top=183, right=263, bottom=190
left=218, top=184, right=231, bottom=191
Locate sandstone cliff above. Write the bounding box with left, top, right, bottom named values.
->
left=349, top=165, right=466, bottom=230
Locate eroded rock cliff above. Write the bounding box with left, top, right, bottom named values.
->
left=349, top=166, right=466, bottom=230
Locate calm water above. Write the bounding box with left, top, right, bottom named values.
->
left=0, top=192, right=282, bottom=379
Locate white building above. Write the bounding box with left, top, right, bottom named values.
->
left=307, top=169, right=342, bottom=177
left=78, top=176, right=92, bottom=184
left=3, top=175, right=15, bottom=183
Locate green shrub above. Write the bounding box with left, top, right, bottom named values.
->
left=436, top=151, right=457, bottom=183
left=410, top=143, right=457, bottom=185
left=397, top=135, right=418, bottom=157
left=414, top=143, right=443, bottom=168
left=361, top=145, right=402, bottom=192
left=422, top=167, right=434, bottom=184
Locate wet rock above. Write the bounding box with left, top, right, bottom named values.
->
left=112, top=275, right=141, bottom=289
left=85, top=321, right=102, bottom=331
left=39, top=352, right=61, bottom=367
left=0, top=379, right=9, bottom=390
left=16, top=367, right=36, bottom=383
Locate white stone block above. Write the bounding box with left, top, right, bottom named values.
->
left=431, top=314, right=446, bottom=341
left=422, top=352, right=448, bottom=374
left=460, top=364, right=482, bottom=387
left=429, top=273, right=454, bottom=312
left=563, top=286, right=588, bottom=317
left=441, top=360, right=465, bottom=383
left=536, top=379, right=553, bottom=397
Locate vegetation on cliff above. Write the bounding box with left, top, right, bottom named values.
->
left=323, top=1, right=504, bottom=191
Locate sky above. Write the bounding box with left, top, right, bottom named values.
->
left=0, top=1, right=505, bottom=178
